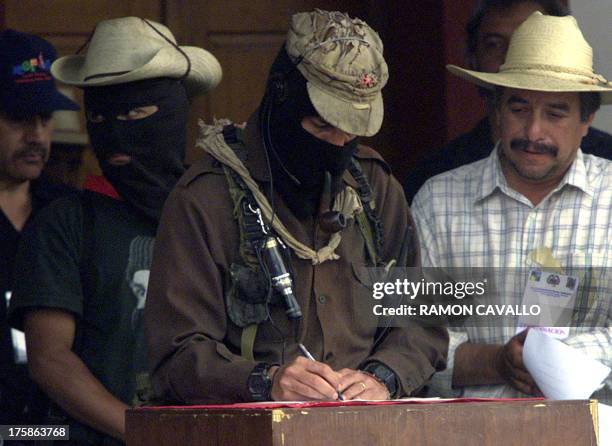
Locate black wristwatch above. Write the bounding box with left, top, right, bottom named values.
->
left=361, top=362, right=398, bottom=398
left=247, top=363, right=275, bottom=401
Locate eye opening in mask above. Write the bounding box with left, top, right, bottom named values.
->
left=86, top=105, right=159, bottom=123
left=309, top=115, right=333, bottom=129
left=86, top=110, right=105, bottom=123
left=117, top=105, right=159, bottom=121
left=301, top=115, right=356, bottom=146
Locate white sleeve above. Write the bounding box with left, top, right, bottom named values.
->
left=564, top=328, right=612, bottom=391
left=411, top=183, right=439, bottom=268
left=426, top=329, right=468, bottom=397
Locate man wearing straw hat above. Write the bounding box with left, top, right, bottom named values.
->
left=403, top=0, right=612, bottom=204
left=8, top=17, right=221, bottom=444
left=145, top=9, right=447, bottom=405
left=412, top=12, right=611, bottom=402
left=403, top=0, right=589, bottom=203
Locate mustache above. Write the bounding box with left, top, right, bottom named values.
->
left=13, top=145, right=48, bottom=159
left=510, top=139, right=558, bottom=156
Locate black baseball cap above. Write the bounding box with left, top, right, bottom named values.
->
left=0, top=29, right=79, bottom=117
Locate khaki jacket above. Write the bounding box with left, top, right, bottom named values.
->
left=145, top=114, right=448, bottom=404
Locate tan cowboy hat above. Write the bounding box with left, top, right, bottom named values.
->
left=447, top=12, right=612, bottom=104
left=51, top=17, right=221, bottom=97
left=286, top=9, right=388, bottom=137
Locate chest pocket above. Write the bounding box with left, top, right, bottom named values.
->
left=350, top=262, right=391, bottom=337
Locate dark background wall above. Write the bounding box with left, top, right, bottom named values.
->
left=364, top=1, right=481, bottom=181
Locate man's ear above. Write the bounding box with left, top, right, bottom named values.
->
left=581, top=112, right=595, bottom=137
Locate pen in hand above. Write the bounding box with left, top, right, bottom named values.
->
left=298, top=343, right=344, bottom=401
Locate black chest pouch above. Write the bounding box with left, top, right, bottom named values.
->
left=226, top=262, right=272, bottom=328
left=223, top=154, right=301, bottom=329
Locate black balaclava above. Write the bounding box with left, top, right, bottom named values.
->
left=261, top=48, right=358, bottom=220
left=84, top=78, right=189, bottom=223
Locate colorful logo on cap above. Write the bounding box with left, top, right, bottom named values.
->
left=12, top=52, right=52, bottom=83
left=358, top=72, right=378, bottom=89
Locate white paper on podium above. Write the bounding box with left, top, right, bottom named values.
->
left=523, top=329, right=611, bottom=400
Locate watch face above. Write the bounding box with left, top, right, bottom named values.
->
left=249, top=364, right=272, bottom=400
left=374, top=365, right=390, bottom=380
left=249, top=374, right=269, bottom=394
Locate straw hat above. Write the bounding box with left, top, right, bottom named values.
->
left=52, top=88, right=88, bottom=145
left=447, top=12, right=612, bottom=104
left=51, top=17, right=221, bottom=97
left=286, top=9, right=388, bottom=137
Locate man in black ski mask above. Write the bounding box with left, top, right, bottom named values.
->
left=264, top=48, right=359, bottom=219
left=8, top=17, right=221, bottom=444
left=146, top=10, right=447, bottom=406
left=83, top=78, right=189, bottom=222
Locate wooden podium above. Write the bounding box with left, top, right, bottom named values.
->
left=126, top=399, right=599, bottom=446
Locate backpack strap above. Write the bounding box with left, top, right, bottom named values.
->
left=221, top=126, right=271, bottom=360
left=347, top=158, right=385, bottom=266
left=224, top=166, right=263, bottom=269
left=355, top=211, right=380, bottom=267
left=240, top=324, right=258, bottom=362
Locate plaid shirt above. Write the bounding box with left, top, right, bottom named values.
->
left=411, top=146, right=611, bottom=403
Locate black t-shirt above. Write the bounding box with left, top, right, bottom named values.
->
left=0, top=178, right=75, bottom=424
left=9, top=190, right=156, bottom=445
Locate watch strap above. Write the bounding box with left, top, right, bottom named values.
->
left=361, top=362, right=398, bottom=398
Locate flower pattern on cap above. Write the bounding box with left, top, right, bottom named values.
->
left=358, top=73, right=378, bottom=89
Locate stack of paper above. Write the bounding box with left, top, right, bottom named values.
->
left=523, top=329, right=610, bottom=400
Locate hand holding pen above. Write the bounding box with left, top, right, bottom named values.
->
left=269, top=345, right=343, bottom=401
left=297, top=344, right=391, bottom=401
left=298, top=343, right=344, bottom=401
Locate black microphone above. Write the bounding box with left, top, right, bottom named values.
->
left=262, top=236, right=302, bottom=320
